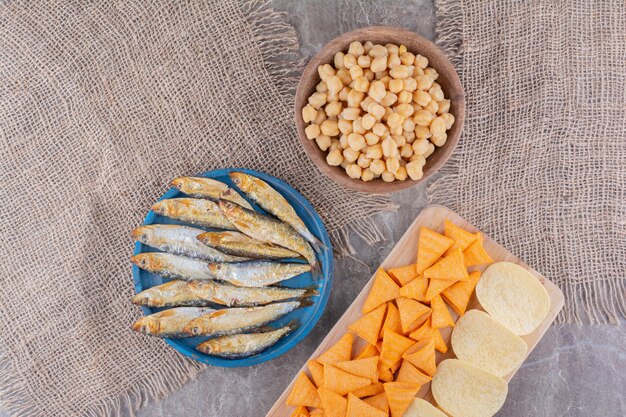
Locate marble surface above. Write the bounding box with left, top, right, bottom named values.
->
left=2, top=1, right=624, bottom=416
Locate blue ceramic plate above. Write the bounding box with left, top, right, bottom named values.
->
left=132, top=168, right=333, bottom=367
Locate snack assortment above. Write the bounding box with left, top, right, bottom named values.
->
left=302, top=41, right=455, bottom=183
left=131, top=173, right=324, bottom=359
left=283, top=218, right=551, bottom=417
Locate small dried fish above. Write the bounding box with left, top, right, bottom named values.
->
left=172, top=176, right=253, bottom=209
left=219, top=200, right=317, bottom=268
left=132, top=307, right=213, bottom=338
left=183, top=300, right=303, bottom=337
left=131, top=252, right=213, bottom=281
left=131, top=224, right=248, bottom=262
left=197, top=230, right=300, bottom=259
left=207, top=261, right=311, bottom=287
left=132, top=280, right=317, bottom=308
left=196, top=322, right=296, bottom=358
left=230, top=172, right=324, bottom=249
left=151, top=198, right=234, bottom=230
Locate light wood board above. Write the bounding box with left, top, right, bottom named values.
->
left=266, top=205, right=565, bottom=416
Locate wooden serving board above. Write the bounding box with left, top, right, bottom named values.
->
left=266, top=205, right=565, bottom=416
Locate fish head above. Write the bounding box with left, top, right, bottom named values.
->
left=182, top=319, right=203, bottom=336
left=171, top=177, right=186, bottom=192
left=131, top=287, right=161, bottom=306
left=131, top=226, right=152, bottom=244
left=229, top=172, right=252, bottom=191
left=132, top=316, right=160, bottom=335
left=197, top=232, right=219, bottom=246
left=218, top=199, right=238, bottom=215
left=206, top=262, right=226, bottom=275
left=151, top=200, right=169, bottom=216
left=130, top=253, right=162, bottom=271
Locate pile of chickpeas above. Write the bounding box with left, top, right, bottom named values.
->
left=302, top=41, right=454, bottom=182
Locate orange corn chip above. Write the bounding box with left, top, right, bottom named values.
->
left=318, top=387, right=347, bottom=417
left=475, top=232, right=484, bottom=244
left=430, top=295, right=455, bottom=328
left=378, top=366, right=394, bottom=382
left=346, top=393, right=387, bottom=417
left=363, top=392, right=389, bottom=413
left=384, top=382, right=421, bottom=417
left=463, top=239, right=494, bottom=267
left=351, top=381, right=384, bottom=398
left=287, top=372, right=323, bottom=408
left=308, top=360, right=325, bottom=388
left=348, top=303, right=386, bottom=346
left=402, top=338, right=437, bottom=376
left=441, top=270, right=481, bottom=316
left=336, top=356, right=379, bottom=382
left=396, top=360, right=432, bottom=386
left=444, top=220, right=477, bottom=254
left=317, top=333, right=354, bottom=365
left=363, top=269, right=401, bottom=313
left=416, top=227, right=454, bottom=274
left=388, top=264, right=418, bottom=286
left=424, top=278, right=456, bottom=302
left=396, top=297, right=432, bottom=333
left=309, top=409, right=324, bottom=417
left=424, top=247, right=469, bottom=282
left=399, top=276, right=428, bottom=302
left=391, top=359, right=402, bottom=373
left=323, top=364, right=371, bottom=396
left=355, top=344, right=379, bottom=360
left=379, top=328, right=415, bottom=369
left=379, top=301, right=402, bottom=338
left=291, top=406, right=310, bottom=417
left=408, top=318, right=447, bottom=353
left=433, top=328, right=448, bottom=353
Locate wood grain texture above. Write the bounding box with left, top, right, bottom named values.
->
left=294, top=26, right=465, bottom=194
left=266, top=205, right=565, bottom=416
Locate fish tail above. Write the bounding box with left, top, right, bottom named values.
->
left=306, top=234, right=328, bottom=256
left=309, top=259, right=323, bottom=282
left=299, top=298, right=315, bottom=308
left=301, top=286, right=320, bottom=299
left=285, top=319, right=300, bottom=333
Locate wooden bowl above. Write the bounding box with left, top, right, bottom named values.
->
left=295, top=26, right=465, bottom=193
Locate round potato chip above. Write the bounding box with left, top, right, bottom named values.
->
left=475, top=262, right=550, bottom=335
left=404, top=397, right=447, bottom=417
left=432, top=359, right=508, bottom=417
left=451, top=310, right=527, bottom=377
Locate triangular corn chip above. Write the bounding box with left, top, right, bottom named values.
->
left=348, top=303, right=386, bottom=346
left=363, top=392, right=389, bottom=413
left=399, top=276, right=428, bottom=302
left=318, top=387, right=347, bottom=417
left=416, top=227, right=454, bottom=274
left=391, top=359, right=402, bottom=373
left=309, top=409, right=324, bottom=417
left=441, top=270, right=481, bottom=316
left=290, top=406, right=310, bottom=417
left=396, top=297, right=432, bottom=333
left=424, top=248, right=469, bottom=281
left=408, top=318, right=447, bottom=353
left=425, top=278, right=456, bottom=302
left=444, top=220, right=477, bottom=254
left=351, top=381, right=384, bottom=398
left=346, top=393, right=387, bottom=417
left=308, top=360, right=325, bottom=388
left=379, top=328, right=415, bottom=369
left=396, top=359, right=432, bottom=386
left=384, top=382, right=421, bottom=417
left=287, top=372, right=323, bottom=408
left=388, top=264, right=418, bottom=286
left=430, top=295, right=455, bottom=328
left=363, top=269, right=400, bottom=313
left=317, top=333, right=354, bottom=365
left=323, top=364, right=371, bottom=396
left=379, top=301, right=402, bottom=338
left=335, top=356, right=379, bottom=382
left=402, top=338, right=437, bottom=376
left=355, top=344, right=379, bottom=359
left=463, top=239, right=494, bottom=267
left=378, top=366, right=395, bottom=382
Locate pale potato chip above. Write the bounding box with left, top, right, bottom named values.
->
left=475, top=262, right=550, bottom=335
left=432, top=359, right=508, bottom=417
left=403, top=398, right=447, bottom=417
left=451, top=310, right=527, bottom=377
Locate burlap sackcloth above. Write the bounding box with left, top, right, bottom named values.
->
left=429, top=0, right=626, bottom=324
left=0, top=1, right=397, bottom=416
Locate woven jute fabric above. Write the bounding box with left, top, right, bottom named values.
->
left=430, top=0, right=626, bottom=324
left=0, top=1, right=396, bottom=416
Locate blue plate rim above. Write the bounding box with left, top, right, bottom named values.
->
left=132, top=168, right=334, bottom=367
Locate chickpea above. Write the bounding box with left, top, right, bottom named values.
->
left=403, top=130, right=416, bottom=143
left=379, top=75, right=391, bottom=89
left=389, top=79, right=403, bottom=93
left=318, top=64, right=335, bottom=81
left=334, top=52, right=346, bottom=70
left=363, top=41, right=374, bottom=53
left=390, top=65, right=410, bottom=79
left=326, top=149, right=343, bottom=166
left=400, top=52, right=415, bottom=66
left=343, top=54, right=357, bottom=69
left=347, top=133, right=366, bottom=151
left=395, top=103, right=414, bottom=118
left=403, top=77, right=417, bottom=92
left=372, top=122, right=387, bottom=137
left=360, top=96, right=374, bottom=111
left=316, top=135, right=331, bottom=151
left=341, top=107, right=360, bottom=121
left=410, top=154, right=426, bottom=166
left=368, top=103, right=386, bottom=120
left=325, top=101, right=343, bottom=118
left=308, top=92, right=327, bottom=109
left=437, top=99, right=451, bottom=114
left=413, top=109, right=435, bottom=126
left=414, top=125, right=432, bottom=139
left=320, top=120, right=339, bottom=136
left=316, top=81, right=328, bottom=93
left=349, top=65, right=364, bottom=80
left=442, top=112, right=455, bottom=129
left=305, top=124, right=320, bottom=139
left=361, top=168, right=375, bottom=182
left=413, top=90, right=431, bottom=107
left=327, top=76, right=343, bottom=94
left=366, top=144, right=383, bottom=159
left=391, top=134, right=406, bottom=147
left=389, top=125, right=403, bottom=136
left=336, top=69, right=352, bottom=85
left=369, top=44, right=388, bottom=58
left=370, top=56, right=387, bottom=73
left=386, top=43, right=399, bottom=55
left=353, top=77, right=370, bottom=93
left=329, top=138, right=341, bottom=152
left=357, top=55, right=371, bottom=68
left=352, top=117, right=366, bottom=135
left=412, top=138, right=430, bottom=155
left=381, top=171, right=395, bottom=182
left=415, top=54, right=428, bottom=69
left=398, top=44, right=407, bottom=54
left=361, top=113, right=376, bottom=130
left=430, top=116, right=446, bottom=136
left=424, top=67, right=439, bottom=80
left=348, top=41, right=364, bottom=56
left=429, top=85, right=444, bottom=102
left=397, top=91, right=413, bottom=104
left=346, top=163, right=362, bottom=179
left=382, top=106, right=394, bottom=122
left=368, top=81, right=386, bottom=102
left=386, top=157, right=400, bottom=174
left=381, top=136, right=397, bottom=157
left=338, top=86, right=351, bottom=102
left=337, top=119, right=353, bottom=135
left=395, top=166, right=408, bottom=181
left=424, top=99, right=439, bottom=114
left=413, top=66, right=425, bottom=77
left=339, top=134, right=349, bottom=149
left=415, top=75, right=434, bottom=91
left=379, top=91, right=398, bottom=107
left=431, top=133, right=447, bottom=147
left=364, top=132, right=380, bottom=146
left=370, top=159, right=386, bottom=175
left=313, top=109, right=326, bottom=125
left=406, top=160, right=424, bottom=180
left=340, top=159, right=350, bottom=169
left=424, top=142, right=435, bottom=158
left=302, top=104, right=317, bottom=123
left=387, top=54, right=401, bottom=69
left=343, top=147, right=359, bottom=163
left=387, top=112, right=404, bottom=128
left=400, top=143, right=414, bottom=158
left=357, top=153, right=372, bottom=168
left=363, top=69, right=375, bottom=82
